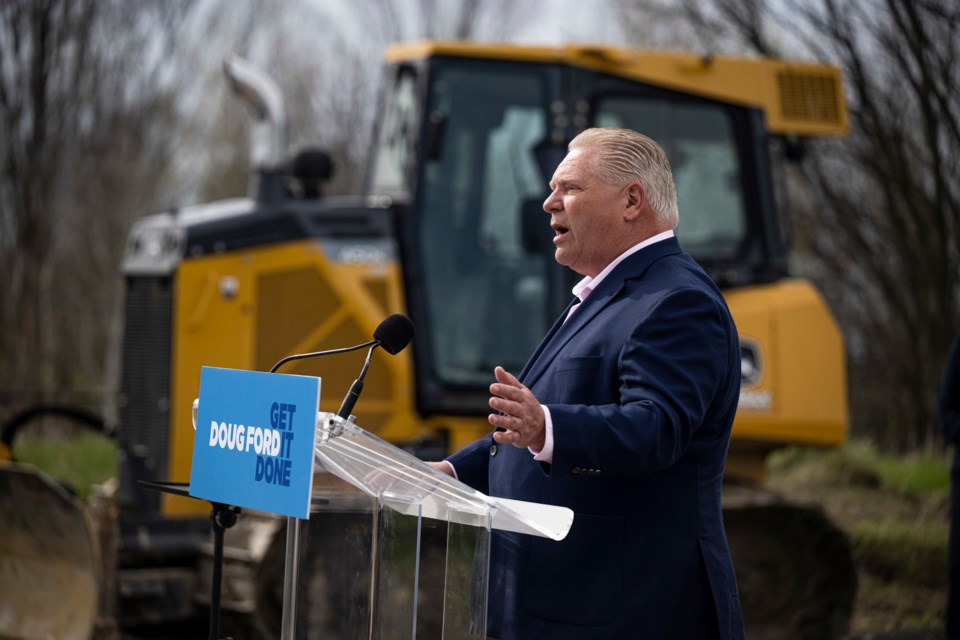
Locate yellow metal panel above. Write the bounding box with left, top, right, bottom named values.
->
left=387, top=41, right=848, bottom=137
left=561, top=46, right=848, bottom=136
left=165, top=238, right=423, bottom=516
left=166, top=249, right=256, bottom=515
left=725, top=279, right=848, bottom=449
left=385, top=41, right=563, bottom=64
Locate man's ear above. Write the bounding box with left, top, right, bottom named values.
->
left=623, top=181, right=645, bottom=221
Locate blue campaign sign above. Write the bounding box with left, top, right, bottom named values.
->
left=190, top=367, right=321, bottom=519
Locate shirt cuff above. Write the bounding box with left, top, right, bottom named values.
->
left=530, top=405, right=554, bottom=464
left=439, top=460, right=458, bottom=480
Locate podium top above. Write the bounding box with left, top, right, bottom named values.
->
left=314, top=413, right=573, bottom=541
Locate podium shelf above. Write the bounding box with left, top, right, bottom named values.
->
left=314, top=413, right=573, bottom=541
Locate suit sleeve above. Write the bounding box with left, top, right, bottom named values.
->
left=446, top=435, right=494, bottom=495
left=939, top=334, right=960, bottom=445
left=547, top=287, right=736, bottom=477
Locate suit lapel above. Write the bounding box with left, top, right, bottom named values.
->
left=517, top=297, right=576, bottom=381
left=518, top=238, right=683, bottom=389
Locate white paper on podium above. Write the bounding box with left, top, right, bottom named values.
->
left=313, top=412, right=573, bottom=541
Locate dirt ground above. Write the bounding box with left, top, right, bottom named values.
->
left=764, top=447, right=950, bottom=640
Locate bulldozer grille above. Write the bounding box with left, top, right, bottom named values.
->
left=118, top=275, right=173, bottom=514
left=776, top=69, right=844, bottom=126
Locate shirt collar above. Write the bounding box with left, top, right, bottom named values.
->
left=571, top=230, right=675, bottom=302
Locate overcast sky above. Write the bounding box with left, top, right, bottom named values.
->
left=511, top=0, right=630, bottom=45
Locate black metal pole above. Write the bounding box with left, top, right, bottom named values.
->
left=209, top=503, right=239, bottom=640
left=210, top=507, right=225, bottom=640
left=134, top=483, right=240, bottom=640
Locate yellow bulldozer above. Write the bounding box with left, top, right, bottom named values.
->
left=0, top=42, right=853, bottom=639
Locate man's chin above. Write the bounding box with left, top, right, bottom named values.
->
left=555, top=251, right=586, bottom=275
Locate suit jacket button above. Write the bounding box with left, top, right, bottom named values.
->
left=572, top=467, right=581, bottom=475
left=490, top=444, right=498, bottom=457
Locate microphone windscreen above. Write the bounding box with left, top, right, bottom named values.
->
left=373, top=314, right=415, bottom=355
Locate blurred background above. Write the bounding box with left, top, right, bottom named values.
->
left=0, top=0, right=957, bottom=637
left=2, top=0, right=957, bottom=453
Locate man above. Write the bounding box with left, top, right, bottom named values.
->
left=433, top=128, right=744, bottom=639
left=939, top=331, right=960, bottom=639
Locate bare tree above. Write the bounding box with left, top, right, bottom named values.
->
left=618, top=0, right=960, bottom=451
left=794, top=0, right=959, bottom=451
left=195, top=0, right=541, bottom=199
left=0, top=1, right=195, bottom=418
left=0, top=0, right=546, bottom=426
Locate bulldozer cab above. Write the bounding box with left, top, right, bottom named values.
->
left=374, top=43, right=846, bottom=424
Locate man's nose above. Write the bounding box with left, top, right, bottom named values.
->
left=543, top=190, right=560, bottom=213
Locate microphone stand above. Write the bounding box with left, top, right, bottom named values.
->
left=269, top=314, right=411, bottom=638
left=136, top=480, right=239, bottom=640
left=337, top=342, right=378, bottom=419
left=208, top=501, right=240, bottom=640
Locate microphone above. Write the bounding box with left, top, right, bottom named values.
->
left=337, top=314, right=414, bottom=419
left=373, top=313, right=416, bottom=355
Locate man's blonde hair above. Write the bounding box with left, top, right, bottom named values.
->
left=569, top=128, right=679, bottom=228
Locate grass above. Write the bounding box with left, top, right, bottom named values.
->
left=10, top=431, right=118, bottom=500
left=766, top=439, right=951, bottom=636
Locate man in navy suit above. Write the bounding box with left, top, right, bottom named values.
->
left=939, top=331, right=960, bottom=639
left=432, top=128, right=745, bottom=639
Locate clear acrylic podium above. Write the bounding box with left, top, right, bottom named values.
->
left=291, top=412, right=574, bottom=639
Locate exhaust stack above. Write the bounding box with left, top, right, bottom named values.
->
left=223, top=55, right=287, bottom=202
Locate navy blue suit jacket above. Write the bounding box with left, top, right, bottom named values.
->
left=448, top=237, right=745, bottom=639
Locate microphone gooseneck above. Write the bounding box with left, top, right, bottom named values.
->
left=338, top=315, right=415, bottom=419
left=269, top=340, right=376, bottom=374
left=268, top=314, right=415, bottom=418
left=336, top=343, right=377, bottom=419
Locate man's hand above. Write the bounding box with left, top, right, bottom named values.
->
left=489, top=366, right=546, bottom=450
left=426, top=461, right=455, bottom=477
